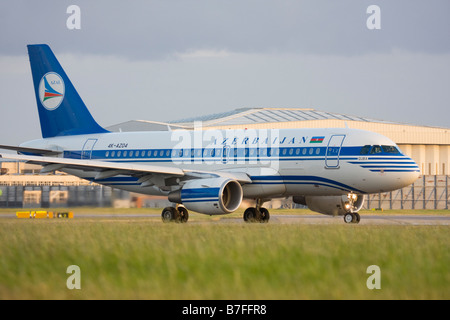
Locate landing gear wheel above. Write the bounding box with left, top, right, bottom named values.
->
left=243, top=207, right=257, bottom=222
left=162, top=207, right=177, bottom=223
left=344, top=212, right=360, bottom=224
left=177, top=206, right=189, bottom=223
left=161, top=206, right=189, bottom=223
left=243, top=207, right=270, bottom=223
left=259, top=207, right=270, bottom=223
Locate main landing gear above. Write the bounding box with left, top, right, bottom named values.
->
left=243, top=199, right=270, bottom=223
left=161, top=199, right=272, bottom=224
left=161, top=205, right=189, bottom=223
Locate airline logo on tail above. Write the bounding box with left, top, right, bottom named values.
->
left=38, top=72, right=65, bottom=110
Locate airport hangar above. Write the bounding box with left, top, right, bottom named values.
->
left=1, top=108, right=449, bottom=209
left=109, top=107, right=450, bottom=210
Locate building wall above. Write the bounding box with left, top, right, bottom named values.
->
left=207, top=119, right=450, bottom=145
left=398, top=144, right=450, bottom=175
left=0, top=184, right=129, bottom=208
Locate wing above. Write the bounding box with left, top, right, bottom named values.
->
left=0, top=144, right=62, bottom=156
left=0, top=153, right=251, bottom=189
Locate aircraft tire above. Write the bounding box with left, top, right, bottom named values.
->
left=344, top=213, right=353, bottom=224
left=243, top=207, right=257, bottom=222
left=344, top=212, right=360, bottom=224
left=244, top=207, right=270, bottom=223
left=177, top=206, right=189, bottom=223
left=161, top=207, right=177, bottom=223
left=260, top=207, right=270, bottom=223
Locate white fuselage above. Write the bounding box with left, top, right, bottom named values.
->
left=21, top=127, right=420, bottom=199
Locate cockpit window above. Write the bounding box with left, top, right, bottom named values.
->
left=360, top=145, right=371, bottom=155
left=360, top=144, right=401, bottom=155
left=382, top=145, right=400, bottom=154
left=370, top=145, right=382, bottom=154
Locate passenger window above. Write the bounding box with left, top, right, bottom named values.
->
left=382, top=145, right=400, bottom=154
left=370, top=145, right=382, bottom=154
left=360, top=145, right=371, bottom=155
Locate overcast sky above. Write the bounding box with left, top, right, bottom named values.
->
left=0, top=0, right=449, bottom=145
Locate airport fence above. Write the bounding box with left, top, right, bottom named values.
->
left=363, top=175, right=449, bottom=210
left=0, top=175, right=448, bottom=210
left=0, top=185, right=129, bottom=208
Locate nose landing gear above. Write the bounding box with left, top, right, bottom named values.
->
left=344, top=212, right=361, bottom=224
left=343, top=193, right=361, bottom=224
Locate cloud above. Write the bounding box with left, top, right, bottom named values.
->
left=1, top=0, right=450, bottom=59
left=174, top=49, right=233, bottom=60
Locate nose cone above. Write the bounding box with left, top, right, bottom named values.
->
left=385, top=157, right=421, bottom=191
left=365, top=156, right=421, bottom=193
left=399, top=168, right=421, bottom=188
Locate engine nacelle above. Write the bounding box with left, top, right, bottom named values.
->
left=293, top=194, right=365, bottom=216
left=168, top=178, right=243, bottom=215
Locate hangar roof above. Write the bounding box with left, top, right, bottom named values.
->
left=169, top=107, right=399, bottom=127
left=109, top=108, right=450, bottom=145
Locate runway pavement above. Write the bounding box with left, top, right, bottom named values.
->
left=271, top=214, right=450, bottom=225
left=1, top=212, right=448, bottom=225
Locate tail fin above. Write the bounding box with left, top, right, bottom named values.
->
left=27, top=44, right=108, bottom=138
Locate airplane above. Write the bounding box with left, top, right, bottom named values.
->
left=0, top=44, right=420, bottom=224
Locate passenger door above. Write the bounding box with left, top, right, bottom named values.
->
left=81, top=139, right=98, bottom=159
left=325, top=135, right=345, bottom=168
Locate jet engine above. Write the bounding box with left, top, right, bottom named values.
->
left=293, top=194, right=365, bottom=216
left=168, top=177, right=243, bottom=215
